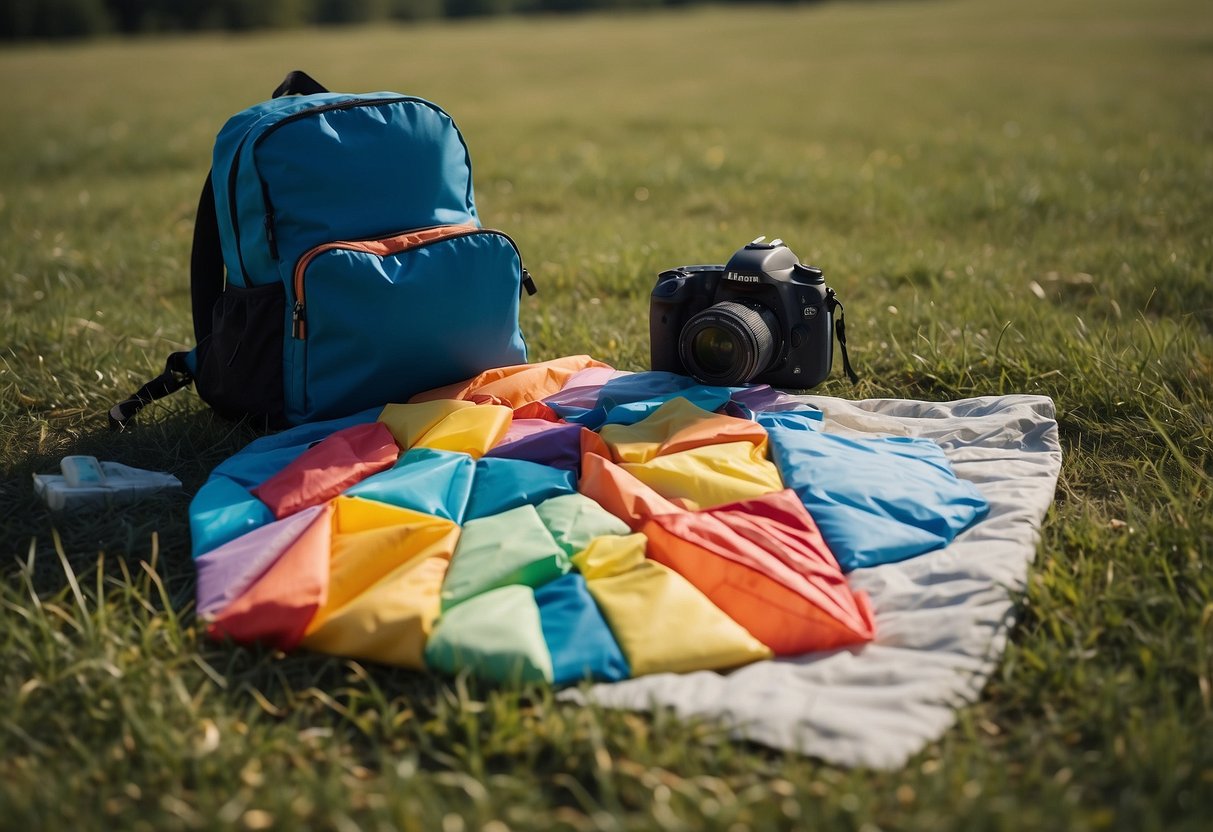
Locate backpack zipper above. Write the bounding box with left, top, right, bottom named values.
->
left=290, top=224, right=525, bottom=340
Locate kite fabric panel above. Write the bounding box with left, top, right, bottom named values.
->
left=191, top=356, right=1060, bottom=768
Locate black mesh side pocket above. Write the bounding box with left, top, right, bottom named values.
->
left=193, top=282, right=286, bottom=425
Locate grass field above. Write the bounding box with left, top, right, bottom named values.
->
left=2, top=0, right=1212, bottom=828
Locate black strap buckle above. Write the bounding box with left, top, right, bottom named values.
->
left=108, top=352, right=194, bottom=431
left=521, top=268, right=538, bottom=297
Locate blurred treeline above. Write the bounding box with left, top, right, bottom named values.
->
left=2, top=0, right=796, bottom=40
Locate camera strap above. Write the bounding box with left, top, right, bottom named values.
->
left=827, top=289, right=860, bottom=384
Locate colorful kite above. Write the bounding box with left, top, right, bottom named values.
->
left=191, top=356, right=989, bottom=684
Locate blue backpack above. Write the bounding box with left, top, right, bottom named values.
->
left=112, top=71, right=534, bottom=429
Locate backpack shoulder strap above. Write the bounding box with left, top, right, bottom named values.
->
left=109, top=174, right=222, bottom=430
left=190, top=173, right=224, bottom=344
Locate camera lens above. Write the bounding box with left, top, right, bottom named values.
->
left=690, top=327, right=738, bottom=375
left=678, top=301, right=780, bottom=385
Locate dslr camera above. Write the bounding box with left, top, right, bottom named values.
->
left=650, top=237, right=851, bottom=388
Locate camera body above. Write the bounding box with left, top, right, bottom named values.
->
left=650, top=238, right=836, bottom=388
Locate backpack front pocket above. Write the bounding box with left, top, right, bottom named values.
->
left=286, top=225, right=528, bottom=424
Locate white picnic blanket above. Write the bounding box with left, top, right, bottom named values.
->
left=562, top=394, right=1062, bottom=770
